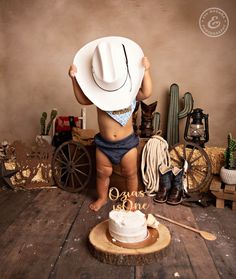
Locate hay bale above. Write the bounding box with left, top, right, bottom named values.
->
left=205, top=147, right=225, bottom=174
left=72, top=128, right=96, bottom=146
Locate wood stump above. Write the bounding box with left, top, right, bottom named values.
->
left=88, top=220, right=171, bottom=265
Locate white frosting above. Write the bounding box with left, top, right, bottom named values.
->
left=146, top=214, right=159, bottom=229
left=108, top=210, right=148, bottom=243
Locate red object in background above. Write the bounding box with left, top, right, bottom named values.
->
left=55, top=116, right=81, bottom=133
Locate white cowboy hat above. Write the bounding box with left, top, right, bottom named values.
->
left=73, top=36, right=144, bottom=111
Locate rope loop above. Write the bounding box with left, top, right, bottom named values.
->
left=141, top=135, right=171, bottom=196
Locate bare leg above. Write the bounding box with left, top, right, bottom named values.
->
left=89, top=148, right=113, bottom=211
left=120, top=147, right=138, bottom=210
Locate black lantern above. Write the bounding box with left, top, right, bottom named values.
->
left=184, top=108, right=209, bottom=147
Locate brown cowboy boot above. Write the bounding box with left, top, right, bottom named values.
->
left=154, top=165, right=172, bottom=203
left=167, top=167, right=184, bottom=205
left=140, top=101, right=157, bottom=138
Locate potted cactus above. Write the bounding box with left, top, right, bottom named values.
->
left=220, top=133, right=236, bottom=185
left=36, top=108, right=58, bottom=145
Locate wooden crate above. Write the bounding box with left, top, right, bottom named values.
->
left=210, top=176, right=236, bottom=210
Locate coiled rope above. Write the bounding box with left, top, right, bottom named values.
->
left=141, top=135, right=171, bottom=196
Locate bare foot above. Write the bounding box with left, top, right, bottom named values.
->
left=89, top=198, right=107, bottom=212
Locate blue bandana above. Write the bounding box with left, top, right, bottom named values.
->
left=106, top=100, right=136, bottom=126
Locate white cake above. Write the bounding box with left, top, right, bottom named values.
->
left=108, top=210, right=148, bottom=243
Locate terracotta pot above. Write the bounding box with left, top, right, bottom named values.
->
left=220, top=166, right=236, bottom=185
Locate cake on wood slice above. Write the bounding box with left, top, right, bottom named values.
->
left=108, top=210, right=149, bottom=243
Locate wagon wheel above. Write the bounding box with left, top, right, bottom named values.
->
left=52, top=141, right=92, bottom=193
left=169, top=142, right=212, bottom=192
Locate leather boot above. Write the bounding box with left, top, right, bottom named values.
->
left=140, top=101, right=157, bottom=138
left=167, top=167, right=184, bottom=205
left=154, top=165, right=172, bottom=203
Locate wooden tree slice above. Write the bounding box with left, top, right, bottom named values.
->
left=88, top=220, right=171, bottom=265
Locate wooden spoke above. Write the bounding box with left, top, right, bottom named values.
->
left=74, top=171, right=84, bottom=188
left=191, top=168, right=207, bottom=177
left=59, top=149, right=69, bottom=163
left=75, top=168, right=89, bottom=177
left=191, top=164, right=207, bottom=170
left=188, top=171, right=199, bottom=186
left=168, top=157, right=181, bottom=165
left=172, top=146, right=184, bottom=161
left=187, top=146, right=196, bottom=161
left=55, top=156, right=67, bottom=166
left=70, top=173, right=75, bottom=188
left=75, top=163, right=90, bottom=168
left=67, top=144, right=72, bottom=161
left=64, top=172, right=70, bottom=187
left=190, top=154, right=204, bottom=164
left=74, top=152, right=86, bottom=164
left=60, top=168, right=68, bottom=178
left=72, top=145, right=79, bottom=162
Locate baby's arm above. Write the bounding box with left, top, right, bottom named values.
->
left=69, top=65, right=93, bottom=105
left=136, top=57, right=152, bottom=101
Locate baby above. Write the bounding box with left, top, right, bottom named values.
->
left=69, top=40, right=152, bottom=211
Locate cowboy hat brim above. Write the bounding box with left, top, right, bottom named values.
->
left=73, top=36, right=144, bottom=111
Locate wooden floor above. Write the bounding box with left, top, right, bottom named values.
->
left=0, top=183, right=235, bottom=279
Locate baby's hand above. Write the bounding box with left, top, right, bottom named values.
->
left=142, top=57, right=150, bottom=71
left=68, top=64, right=77, bottom=78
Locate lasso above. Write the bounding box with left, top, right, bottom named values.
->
left=141, top=135, right=171, bottom=196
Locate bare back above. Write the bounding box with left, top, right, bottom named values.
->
left=97, top=108, right=134, bottom=141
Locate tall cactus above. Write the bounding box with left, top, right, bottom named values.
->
left=40, top=109, right=58, bottom=135
left=40, top=112, right=47, bottom=135
left=46, top=108, right=58, bottom=135
left=167, top=84, right=194, bottom=147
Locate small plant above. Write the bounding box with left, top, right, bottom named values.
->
left=40, top=109, right=57, bottom=135
left=224, top=133, right=236, bottom=170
